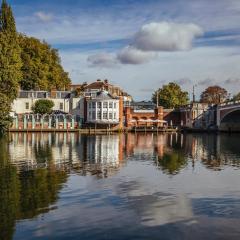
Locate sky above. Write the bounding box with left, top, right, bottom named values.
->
left=9, top=0, right=240, bottom=100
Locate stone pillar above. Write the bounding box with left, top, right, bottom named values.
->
left=71, top=118, right=75, bottom=129
left=64, top=117, right=67, bottom=129
left=23, top=115, right=27, bottom=129
left=101, top=102, right=103, bottom=121
left=32, top=115, right=35, bottom=129
left=15, top=117, right=18, bottom=129
left=56, top=118, right=59, bottom=129
left=48, top=117, right=52, bottom=129
left=40, top=117, right=44, bottom=129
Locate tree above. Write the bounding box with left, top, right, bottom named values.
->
left=200, top=85, right=228, bottom=104
left=19, top=35, right=71, bottom=91
left=0, top=93, right=12, bottom=132
left=0, top=0, right=16, bottom=33
left=152, top=82, right=189, bottom=108
left=233, top=92, right=240, bottom=102
left=32, top=99, right=54, bottom=114
left=0, top=0, right=22, bottom=131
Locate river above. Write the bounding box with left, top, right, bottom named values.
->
left=0, top=132, right=240, bottom=240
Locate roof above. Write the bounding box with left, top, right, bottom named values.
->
left=131, top=101, right=156, bottom=110
left=84, top=80, right=108, bottom=90
left=89, top=90, right=117, bottom=100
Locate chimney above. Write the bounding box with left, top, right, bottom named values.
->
left=50, top=88, right=57, bottom=98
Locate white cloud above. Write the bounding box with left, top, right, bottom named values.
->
left=88, top=21, right=203, bottom=67
left=59, top=46, right=240, bottom=100
left=133, top=22, right=203, bottom=51
left=117, top=46, right=157, bottom=64
left=87, top=53, right=118, bottom=68
left=35, top=11, right=53, bottom=22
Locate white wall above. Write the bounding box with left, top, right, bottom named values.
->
left=11, top=98, right=70, bottom=114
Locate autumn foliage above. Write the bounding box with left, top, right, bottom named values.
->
left=200, top=86, right=228, bottom=104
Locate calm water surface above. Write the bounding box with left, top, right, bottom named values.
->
left=1, top=133, right=240, bottom=240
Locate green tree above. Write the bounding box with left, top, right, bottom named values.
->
left=152, top=82, right=189, bottom=108
left=0, top=93, right=12, bottom=132
left=200, top=85, right=228, bottom=104
left=32, top=99, right=54, bottom=114
left=19, top=35, right=71, bottom=91
left=0, top=0, right=22, bottom=132
left=0, top=0, right=16, bottom=33
left=233, top=92, right=240, bottom=101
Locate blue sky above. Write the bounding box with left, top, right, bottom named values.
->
left=9, top=0, right=240, bottom=100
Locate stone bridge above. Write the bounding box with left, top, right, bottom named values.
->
left=217, top=100, right=240, bottom=131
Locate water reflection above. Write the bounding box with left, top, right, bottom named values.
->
left=0, top=132, right=240, bottom=239
left=0, top=136, right=67, bottom=240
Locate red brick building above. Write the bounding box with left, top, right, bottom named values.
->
left=124, top=103, right=166, bottom=129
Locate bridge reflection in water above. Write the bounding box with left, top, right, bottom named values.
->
left=0, top=133, right=240, bottom=240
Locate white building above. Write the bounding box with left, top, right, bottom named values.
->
left=11, top=87, right=123, bottom=127
left=11, top=90, right=86, bottom=118
left=86, top=90, right=120, bottom=124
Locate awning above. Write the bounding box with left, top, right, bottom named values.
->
left=137, top=119, right=167, bottom=123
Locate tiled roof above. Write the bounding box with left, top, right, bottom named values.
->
left=84, top=81, right=107, bottom=90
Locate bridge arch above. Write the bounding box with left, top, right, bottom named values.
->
left=220, top=109, right=240, bottom=132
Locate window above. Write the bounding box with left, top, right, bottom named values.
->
left=25, top=102, right=29, bottom=110
left=92, top=111, right=96, bottom=119
left=92, top=102, right=96, bottom=108
left=109, top=112, right=113, bottom=119
left=103, top=102, right=108, bottom=108
left=103, top=112, right=108, bottom=120
left=97, top=102, right=101, bottom=108
left=60, top=102, right=63, bottom=110
left=114, top=102, right=117, bottom=109
left=114, top=113, right=116, bottom=119
left=88, top=111, right=92, bottom=119
left=109, top=102, right=113, bottom=108
left=89, top=102, right=92, bottom=109
left=97, top=111, right=101, bottom=120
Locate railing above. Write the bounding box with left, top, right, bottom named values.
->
left=219, top=100, right=240, bottom=107
left=133, top=109, right=155, bottom=113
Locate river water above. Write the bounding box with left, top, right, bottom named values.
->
left=1, top=132, right=240, bottom=240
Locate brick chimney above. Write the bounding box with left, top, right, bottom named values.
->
left=50, top=88, right=57, bottom=98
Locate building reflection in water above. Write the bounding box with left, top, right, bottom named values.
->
left=8, top=132, right=240, bottom=175
left=1, top=133, right=240, bottom=239
left=8, top=133, right=125, bottom=178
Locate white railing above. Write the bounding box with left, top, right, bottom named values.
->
left=133, top=109, right=154, bottom=113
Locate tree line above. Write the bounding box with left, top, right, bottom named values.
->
left=0, top=0, right=71, bottom=132
left=152, top=83, right=240, bottom=109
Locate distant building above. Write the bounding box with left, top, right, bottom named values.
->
left=180, top=103, right=216, bottom=129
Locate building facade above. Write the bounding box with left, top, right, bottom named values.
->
left=180, top=103, right=216, bottom=129
left=124, top=101, right=166, bottom=129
